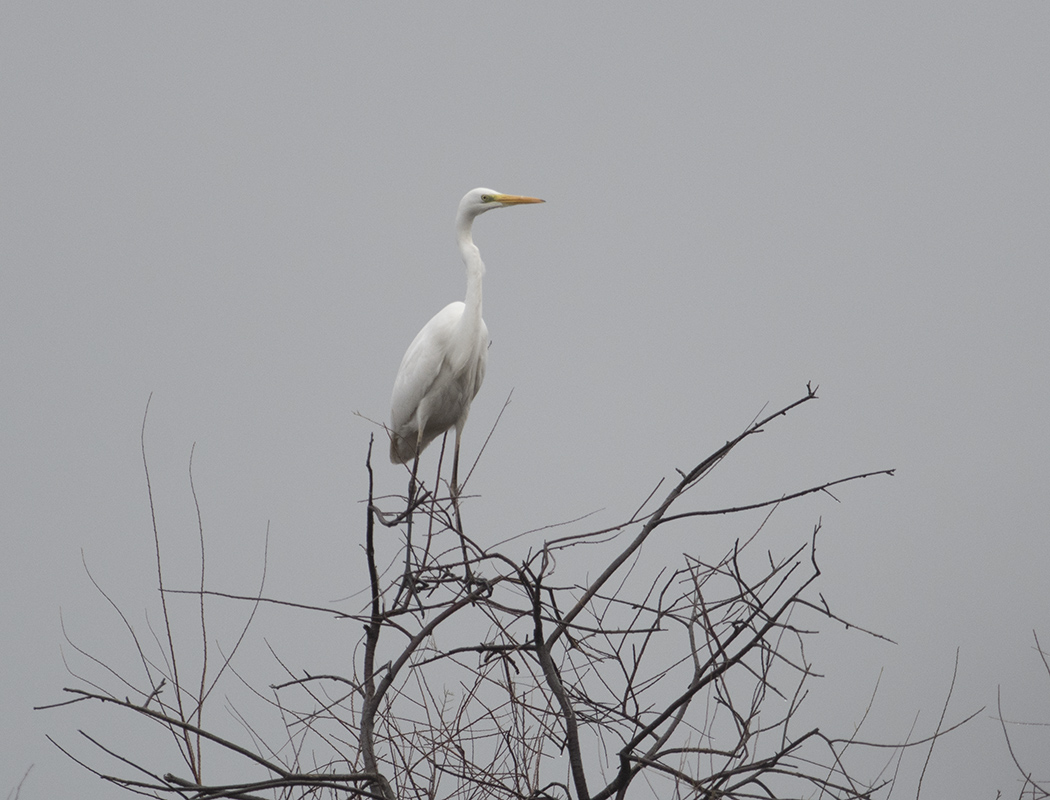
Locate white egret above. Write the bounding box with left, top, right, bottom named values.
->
left=389, top=187, right=544, bottom=497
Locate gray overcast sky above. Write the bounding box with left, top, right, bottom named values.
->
left=3, top=3, right=1049, bottom=796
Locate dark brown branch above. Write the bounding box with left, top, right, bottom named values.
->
left=58, top=688, right=292, bottom=777
left=51, top=383, right=934, bottom=800
left=525, top=564, right=590, bottom=800
left=161, top=588, right=349, bottom=618
left=546, top=386, right=822, bottom=652
left=657, top=470, right=895, bottom=525
left=140, top=394, right=199, bottom=780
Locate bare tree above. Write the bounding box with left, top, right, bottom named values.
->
left=42, top=385, right=968, bottom=799
left=997, top=632, right=1050, bottom=800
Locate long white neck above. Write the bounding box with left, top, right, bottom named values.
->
left=456, top=212, right=485, bottom=332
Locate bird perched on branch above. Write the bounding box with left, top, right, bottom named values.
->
left=389, top=187, right=544, bottom=497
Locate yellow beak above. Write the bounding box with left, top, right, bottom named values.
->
left=493, top=193, right=545, bottom=206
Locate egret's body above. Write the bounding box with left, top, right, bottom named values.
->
left=389, top=188, right=543, bottom=494
left=389, top=300, right=489, bottom=464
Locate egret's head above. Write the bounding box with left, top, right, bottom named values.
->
left=459, top=187, right=544, bottom=222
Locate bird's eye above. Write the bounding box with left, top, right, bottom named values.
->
left=481, top=194, right=492, bottom=203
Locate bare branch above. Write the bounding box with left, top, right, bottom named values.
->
left=47, top=384, right=969, bottom=800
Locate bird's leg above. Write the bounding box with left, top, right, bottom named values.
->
left=450, top=432, right=461, bottom=501
left=396, top=450, right=422, bottom=609
left=450, top=426, right=475, bottom=584
left=408, top=451, right=420, bottom=508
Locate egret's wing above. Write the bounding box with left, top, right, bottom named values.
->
left=390, top=301, right=464, bottom=434
left=471, top=320, right=489, bottom=401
